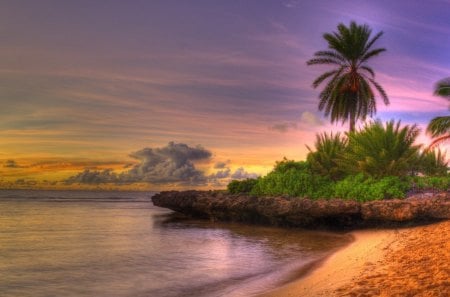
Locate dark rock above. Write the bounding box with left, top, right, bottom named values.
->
left=151, top=191, right=450, bottom=229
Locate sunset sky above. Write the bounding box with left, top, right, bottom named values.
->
left=1, top=0, right=449, bottom=190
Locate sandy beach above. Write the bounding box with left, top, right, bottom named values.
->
left=261, top=220, right=450, bottom=297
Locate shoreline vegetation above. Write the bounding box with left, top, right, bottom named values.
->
left=226, top=121, right=448, bottom=203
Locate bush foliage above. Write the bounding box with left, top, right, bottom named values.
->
left=411, top=176, right=450, bottom=192
left=227, top=121, right=449, bottom=200
left=340, top=120, right=421, bottom=178
left=227, top=178, right=258, bottom=194
left=334, top=174, right=409, bottom=201
left=250, top=159, right=334, bottom=198
left=307, top=132, right=347, bottom=180
left=419, top=149, right=449, bottom=176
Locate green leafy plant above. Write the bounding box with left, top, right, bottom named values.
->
left=250, top=159, right=334, bottom=198
left=334, top=174, right=409, bottom=201
left=272, top=158, right=310, bottom=173
left=307, top=132, right=348, bottom=180
left=227, top=178, right=259, bottom=194
left=340, top=120, right=421, bottom=178
left=411, top=176, right=450, bottom=192
left=419, top=149, right=449, bottom=176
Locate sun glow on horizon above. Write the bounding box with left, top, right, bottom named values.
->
left=0, top=1, right=449, bottom=190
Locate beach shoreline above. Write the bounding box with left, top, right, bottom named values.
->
left=259, top=220, right=450, bottom=296
left=258, top=228, right=399, bottom=297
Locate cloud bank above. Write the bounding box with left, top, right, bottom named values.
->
left=124, top=142, right=211, bottom=184
left=65, top=142, right=259, bottom=187
left=66, top=142, right=212, bottom=185
left=4, top=160, right=25, bottom=168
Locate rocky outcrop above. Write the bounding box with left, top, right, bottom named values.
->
left=151, top=191, right=450, bottom=228
left=361, top=193, right=450, bottom=222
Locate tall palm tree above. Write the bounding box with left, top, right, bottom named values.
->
left=427, top=78, right=450, bottom=148
left=307, top=21, right=389, bottom=131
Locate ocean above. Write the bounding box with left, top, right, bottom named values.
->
left=0, top=190, right=351, bottom=297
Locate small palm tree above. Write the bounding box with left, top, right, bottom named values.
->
left=340, top=120, right=421, bottom=178
left=419, top=149, right=448, bottom=176
left=307, top=21, right=389, bottom=131
left=427, top=78, right=450, bottom=148
left=306, top=132, right=347, bottom=180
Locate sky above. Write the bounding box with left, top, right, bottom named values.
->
left=0, top=0, right=449, bottom=190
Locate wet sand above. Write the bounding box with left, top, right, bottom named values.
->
left=260, top=220, right=450, bottom=297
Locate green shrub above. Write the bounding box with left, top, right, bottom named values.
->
left=419, top=149, right=449, bottom=176
left=340, top=120, right=421, bottom=178
left=272, top=158, right=309, bottom=173
left=307, top=132, right=348, bottom=180
left=236, top=151, right=446, bottom=201
left=250, top=169, right=409, bottom=201
left=249, top=159, right=334, bottom=198
left=227, top=178, right=258, bottom=194
left=250, top=167, right=313, bottom=197
left=411, top=176, right=450, bottom=192
left=334, top=174, right=409, bottom=201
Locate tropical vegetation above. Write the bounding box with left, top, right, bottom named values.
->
left=306, top=132, right=347, bottom=180
left=419, top=149, right=448, bottom=176
left=227, top=21, right=449, bottom=202
left=227, top=120, right=449, bottom=201
left=339, top=120, right=420, bottom=178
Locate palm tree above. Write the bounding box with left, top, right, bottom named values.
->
left=427, top=78, right=450, bottom=148
left=339, top=120, right=421, bottom=178
left=419, top=149, right=448, bottom=176
left=307, top=21, right=389, bottom=131
left=306, top=132, right=347, bottom=180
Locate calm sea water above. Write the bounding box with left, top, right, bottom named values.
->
left=0, top=190, right=351, bottom=297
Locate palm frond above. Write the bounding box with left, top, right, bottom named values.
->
left=427, top=116, right=450, bottom=137
left=306, top=58, right=343, bottom=66
left=434, top=78, right=450, bottom=97
left=312, top=69, right=340, bottom=88
left=314, top=50, right=346, bottom=63
left=368, top=78, right=389, bottom=105
left=360, top=48, right=386, bottom=63
left=360, top=65, right=375, bottom=78
left=363, top=31, right=383, bottom=55
left=428, top=134, right=450, bottom=149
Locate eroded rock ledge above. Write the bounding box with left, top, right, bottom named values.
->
left=151, top=191, right=450, bottom=228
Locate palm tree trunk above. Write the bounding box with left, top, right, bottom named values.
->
left=349, top=117, right=356, bottom=132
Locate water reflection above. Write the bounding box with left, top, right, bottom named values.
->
left=0, top=191, right=351, bottom=297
